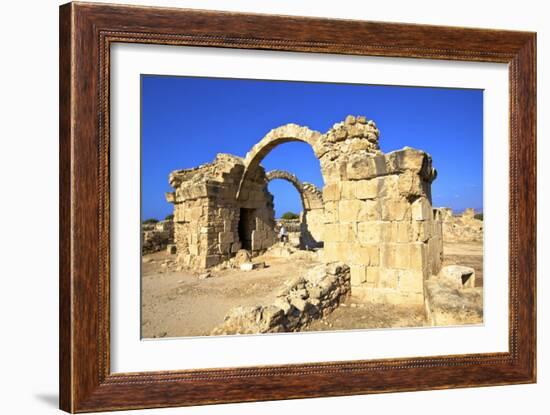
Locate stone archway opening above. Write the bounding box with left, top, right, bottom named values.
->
left=265, top=170, right=324, bottom=249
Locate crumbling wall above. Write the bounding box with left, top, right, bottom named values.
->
left=166, top=154, right=277, bottom=269
left=317, top=116, right=443, bottom=305
left=211, top=262, right=350, bottom=335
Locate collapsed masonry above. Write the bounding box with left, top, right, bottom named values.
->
left=167, top=115, right=443, bottom=305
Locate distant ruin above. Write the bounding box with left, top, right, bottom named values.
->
left=166, top=115, right=444, bottom=305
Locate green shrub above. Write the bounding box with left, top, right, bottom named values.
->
left=474, top=213, right=483, bottom=221
left=165, top=214, right=174, bottom=221
left=143, top=218, right=159, bottom=224
left=281, top=211, right=299, bottom=220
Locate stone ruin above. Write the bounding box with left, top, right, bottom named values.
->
left=142, top=218, right=174, bottom=254
left=438, top=207, right=483, bottom=242
left=166, top=115, right=444, bottom=306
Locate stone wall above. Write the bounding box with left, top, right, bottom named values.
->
left=166, top=154, right=277, bottom=269
left=316, top=116, right=443, bottom=305
left=437, top=207, right=483, bottom=242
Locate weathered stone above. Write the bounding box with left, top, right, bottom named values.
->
left=439, top=265, right=476, bottom=288
left=412, top=197, right=432, bottom=221
left=240, top=261, right=265, bottom=271
left=350, top=265, right=367, bottom=286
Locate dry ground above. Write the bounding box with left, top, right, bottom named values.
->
left=141, top=240, right=483, bottom=338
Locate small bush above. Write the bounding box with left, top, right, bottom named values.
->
left=165, top=214, right=174, bottom=221
left=474, top=213, right=483, bottom=221
left=143, top=218, right=159, bottom=224
left=281, top=211, right=299, bottom=220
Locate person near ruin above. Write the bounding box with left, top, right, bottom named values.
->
left=278, top=225, right=288, bottom=244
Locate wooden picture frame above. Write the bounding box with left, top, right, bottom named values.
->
left=59, top=2, right=536, bottom=412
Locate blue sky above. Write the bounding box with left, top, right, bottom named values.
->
left=141, top=75, right=483, bottom=220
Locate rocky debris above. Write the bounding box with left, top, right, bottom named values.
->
left=240, top=262, right=265, bottom=271
left=234, top=249, right=251, bottom=265
left=198, top=272, right=212, bottom=280
left=424, top=276, right=483, bottom=326
left=211, top=262, right=350, bottom=335
left=439, top=265, right=476, bottom=288
left=266, top=244, right=296, bottom=258
left=437, top=207, right=483, bottom=242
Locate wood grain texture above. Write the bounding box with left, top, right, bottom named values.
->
left=59, top=2, right=537, bottom=412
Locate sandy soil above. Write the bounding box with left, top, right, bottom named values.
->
left=141, top=240, right=483, bottom=338
left=442, top=241, right=484, bottom=286
left=141, top=250, right=320, bottom=338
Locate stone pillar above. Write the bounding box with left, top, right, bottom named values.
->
left=321, top=145, right=440, bottom=305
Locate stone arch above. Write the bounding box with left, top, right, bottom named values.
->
left=265, top=169, right=325, bottom=248
left=265, top=169, right=324, bottom=211
left=237, top=124, right=322, bottom=200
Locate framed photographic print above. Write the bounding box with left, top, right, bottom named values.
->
left=59, top=2, right=536, bottom=412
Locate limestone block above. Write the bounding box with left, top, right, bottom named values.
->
left=322, top=242, right=340, bottom=262
left=339, top=223, right=356, bottom=242
left=322, top=183, right=341, bottom=202
left=394, top=244, right=411, bottom=269
left=218, top=231, right=234, bottom=245
left=357, top=221, right=384, bottom=244
left=439, top=265, right=476, bottom=288
left=366, top=267, right=380, bottom=285
left=340, top=181, right=356, bottom=200
left=396, top=221, right=412, bottom=243
left=322, top=161, right=347, bottom=183
left=218, top=242, right=231, bottom=254
left=187, top=206, right=203, bottom=221
left=376, top=175, right=399, bottom=199
left=380, top=244, right=396, bottom=268
left=386, top=147, right=426, bottom=173
left=346, top=154, right=387, bottom=180
left=357, top=200, right=382, bottom=221
left=351, top=244, right=380, bottom=266
left=412, top=197, right=432, bottom=221
left=355, top=179, right=378, bottom=200
left=230, top=241, right=242, bottom=253
left=410, top=242, right=428, bottom=272
left=339, top=199, right=363, bottom=222
left=398, top=170, right=424, bottom=198
left=397, top=269, right=424, bottom=293
left=412, top=220, right=431, bottom=242
left=350, top=265, right=367, bottom=286
left=321, top=223, right=338, bottom=242
left=378, top=268, right=399, bottom=289
left=201, top=255, right=220, bottom=268
left=381, top=199, right=410, bottom=221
